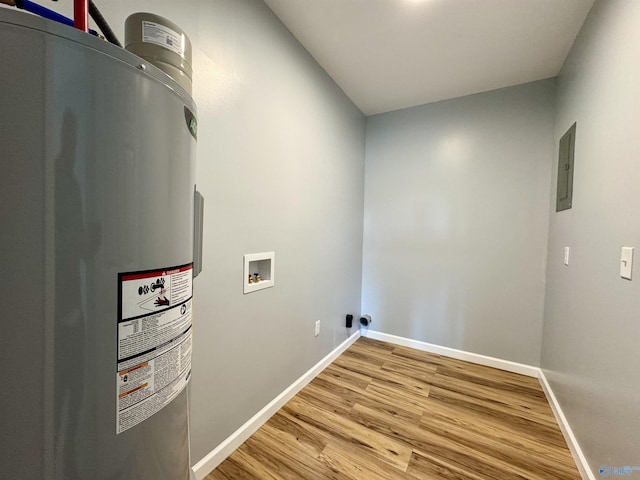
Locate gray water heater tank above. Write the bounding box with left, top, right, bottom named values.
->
left=1, top=7, right=198, bottom=480
left=125, top=12, right=193, bottom=94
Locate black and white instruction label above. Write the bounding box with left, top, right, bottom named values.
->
left=116, top=263, right=193, bottom=434
left=142, top=20, right=183, bottom=56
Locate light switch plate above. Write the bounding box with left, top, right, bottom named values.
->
left=620, top=247, right=634, bottom=280
left=564, top=247, right=570, bottom=266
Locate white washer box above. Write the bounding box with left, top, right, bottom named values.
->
left=244, top=252, right=275, bottom=293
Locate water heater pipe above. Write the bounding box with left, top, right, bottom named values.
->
left=7, top=0, right=98, bottom=36
left=89, top=0, right=121, bottom=47
left=74, top=0, right=88, bottom=32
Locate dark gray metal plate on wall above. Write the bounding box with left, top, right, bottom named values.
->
left=556, top=122, right=576, bottom=212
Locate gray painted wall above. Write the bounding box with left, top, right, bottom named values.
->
left=542, top=0, right=640, bottom=474
left=35, top=0, right=365, bottom=465
left=362, top=80, right=555, bottom=366
left=188, top=1, right=365, bottom=462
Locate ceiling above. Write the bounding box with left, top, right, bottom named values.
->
left=263, top=0, right=595, bottom=116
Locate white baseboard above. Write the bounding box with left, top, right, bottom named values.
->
left=362, top=329, right=540, bottom=377
left=538, top=370, right=595, bottom=480
left=192, top=329, right=361, bottom=479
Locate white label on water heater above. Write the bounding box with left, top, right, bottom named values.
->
left=142, top=20, right=183, bottom=56
left=116, top=263, right=193, bottom=434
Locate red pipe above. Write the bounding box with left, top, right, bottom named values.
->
left=74, top=0, right=88, bottom=32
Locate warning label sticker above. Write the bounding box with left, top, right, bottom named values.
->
left=116, top=263, right=193, bottom=434
left=142, top=20, right=183, bottom=56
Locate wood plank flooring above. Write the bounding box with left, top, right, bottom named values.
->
left=206, top=337, right=581, bottom=480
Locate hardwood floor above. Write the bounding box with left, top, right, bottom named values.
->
left=206, top=337, right=581, bottom=480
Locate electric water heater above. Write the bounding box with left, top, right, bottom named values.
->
left=0, top=8, right=200, bottom=480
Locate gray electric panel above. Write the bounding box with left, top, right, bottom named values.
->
left=556, top=122, right=576, bottom=212
left=0, top=9, right=196, bottom=480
